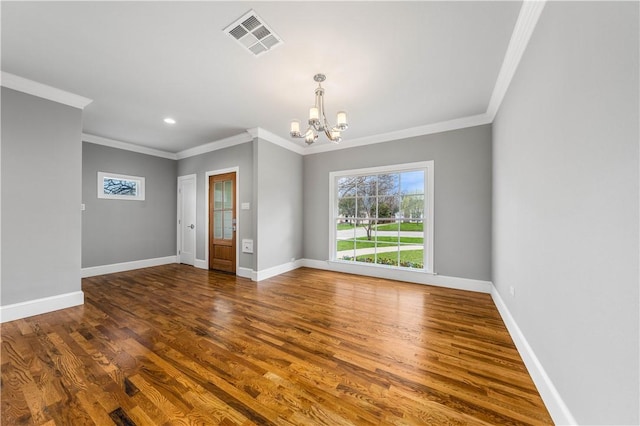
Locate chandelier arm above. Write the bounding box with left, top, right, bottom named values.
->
left=319, top=87, right=332, bottom=132
left=291, top=124, right=315, bottom=139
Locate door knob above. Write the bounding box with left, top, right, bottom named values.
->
left=188, top=224, right=194, bottom=229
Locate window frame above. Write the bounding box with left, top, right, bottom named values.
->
left=328, top=161, right=434, bottom=273
left=97, top=171, right=145, bottom=201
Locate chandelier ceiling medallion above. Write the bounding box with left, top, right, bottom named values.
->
left=290, top=73, right=348, bottom=145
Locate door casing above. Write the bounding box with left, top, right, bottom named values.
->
left=177, top=174, right=197, bottom=265
left=205, top=167, right=240, bottom=273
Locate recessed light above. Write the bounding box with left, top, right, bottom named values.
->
left=164, top=117, right=176, bottom=124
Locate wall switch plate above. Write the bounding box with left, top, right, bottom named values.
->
left=241, top=202, right=250, bottom=210
left=81, top=203, right=86, bottom=211
left=242, top=239, right=253, bottom=253
left=509, top=286, right=515, bottom=297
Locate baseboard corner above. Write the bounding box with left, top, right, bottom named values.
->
left=0, top=291, right=84, bottom=323
left=81, top=255, right=177, bottom=278
left=490, top=285, right=577, bottom=425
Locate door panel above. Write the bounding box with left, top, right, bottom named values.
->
left=178, top=175, right=196, bottom=265
left=209, top=172, right=236, bottom=273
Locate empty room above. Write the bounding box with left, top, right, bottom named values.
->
left=1, top=1, right=638, bottom=425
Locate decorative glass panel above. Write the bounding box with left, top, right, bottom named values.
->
left=224, top=180, right=232, bottom=209
left=223, top=211, right=233, bottom=239
left=104, top=178, right=137, bottom=196
left=214, top=182, right=223, bottom=210
left=213, top=211, right=223, bottom=239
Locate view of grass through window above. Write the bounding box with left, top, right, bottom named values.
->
left=335, top=170, right=425, bottom=269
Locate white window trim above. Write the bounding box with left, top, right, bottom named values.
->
left=328, top=161, right=434, bottom=273
left=97, top=171, right=145, bottom=201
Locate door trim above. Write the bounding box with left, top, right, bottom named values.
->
left=177, top=174, right=197, bottom=265
left=205, top=167, right=240, bottom=271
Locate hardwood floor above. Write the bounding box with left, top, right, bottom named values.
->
left=1, top=265, right=553, bottom=425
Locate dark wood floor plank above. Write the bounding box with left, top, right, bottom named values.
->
left=0, top=264, right=553, bottom=425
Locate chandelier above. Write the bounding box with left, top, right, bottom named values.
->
left=290, top=73, right=348, bottom=145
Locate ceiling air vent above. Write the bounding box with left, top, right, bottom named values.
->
left=224, top=10, right=283, bottom=57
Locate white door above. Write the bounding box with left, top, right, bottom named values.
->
left=178, top=175, right=196, bottom=265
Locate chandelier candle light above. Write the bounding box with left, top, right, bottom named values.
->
left=290, top=74, right=348, bottom=145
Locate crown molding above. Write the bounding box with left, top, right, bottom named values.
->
left=3, top=2, right=546, bottom=160
left=486, top=0, right=547, bottom=121
left=303, top=113, right=492, bottom=155
left=248, top=127, right=306, bottom=156
left=1, top=71, right=93, bottom=109
left=83, top=133, right=178, bottom=160
left=176, top=132, right=253, bottom=160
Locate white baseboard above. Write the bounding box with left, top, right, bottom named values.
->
left=194, top=259, right=208, bottom=270
left=81, top=256, right=177, bottom=278
left=0, top=291, right=84, bottom=323
left=237, top=267, right=253, bottom=279
left=490, top=286, right=576, bottom=425
left=298, top=259, right=492, bottom=293
left=253, top=260, right=302, bottom=281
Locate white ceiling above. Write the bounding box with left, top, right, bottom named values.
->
left=1, top=1, right=523, bottom=154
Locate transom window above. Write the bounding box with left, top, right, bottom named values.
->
left=329, top=161, right=434, bottom=272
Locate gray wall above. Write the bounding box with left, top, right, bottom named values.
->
left=1, top=88, right=83, bottom=305
left=177, top=142, right=254, bottom=270
left=492, top=2, right=639, bottom=424
left=254, top=138, right=303, bottom=271
left=303, top=125, right=492, bottom=281
left=82, top=142, right=177, bottom=267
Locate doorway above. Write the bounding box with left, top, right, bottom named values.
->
left=208, top=171, right=237, bottom=273
left=177, top=174, right=196, bottom=266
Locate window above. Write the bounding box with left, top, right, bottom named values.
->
left=329, top=161, right=434, bottom=272
left=97, top=172, right=145, bottom=201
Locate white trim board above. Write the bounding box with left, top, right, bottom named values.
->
left=247, top=127, right=306, bottom=156
left=194, top=259, right=208, bottom=270
left=237, top=267, right=253, bottom=280
left=0, top=291, right=85, bottom=323
left=1, top=71, right=93, bottom=109
left=253, top=260, right=302, bottom=282
left=486, top=0, right=547, bottom=120
left=177, top=133, right=253, bottom=160
left=240, top=259, right=491, bottom=294
left=304, top=113, right=492, bottom=155
left=83, top=133, right=177, bottom=160
left=300, top=259, right=492, bottom=293
left=81, top=256, right=177, bottom=278
left=491, top=286, right=577, bottom=425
